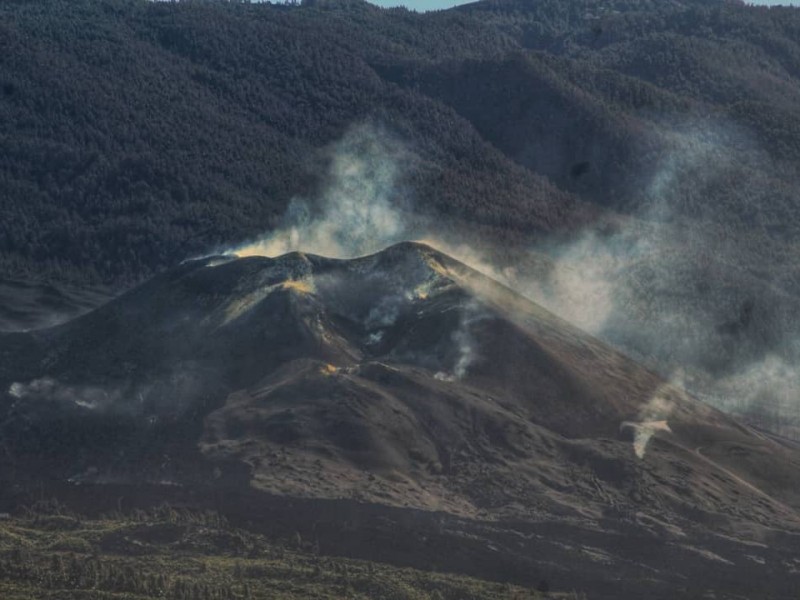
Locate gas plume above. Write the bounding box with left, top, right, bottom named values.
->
left=435, top=300, right=487, bottom=382
left=620, top=375, right=682, bottom=459
left=9, top=377, right=114, bottom=411
left=232, top=122, right=411, bottom=260
left=218, top=117, right=800, bottom=438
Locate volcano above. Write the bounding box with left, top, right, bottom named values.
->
left=2, top=242, right=800, bottom=598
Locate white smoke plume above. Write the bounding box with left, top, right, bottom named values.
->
left=9, top=377, right=118, bottom=411
left=233, top=122, right=411, bottom=260
left=620, top=374, right=682, bottom=459
left=224, top=123, right=519, bottom=286
left=517, top=117, right=800, bottom=438
left=8, top=367, right=208, bottom=421
left=435, top=301, right=488, bottom=382
left=519, top=230, right=648, bottom=335
left=365, top=294, right=405, bottom=330
left=711, top=355, right=800, bottom=438
left=518, top=118, right=762, bottom=338
left=221, top=122, right=542, bottom=329
left=219, top=117, right=800, bottom=438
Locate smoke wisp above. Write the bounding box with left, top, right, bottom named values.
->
left=218, top=116, right=800, bottom=438
left=435, top=300, right=488, bottom=382
left=621, top=376, right=681, bottom=459
left=9, top=378, right=114, bottom=411
left=517, top=117, right=800, bottom=437
left=233, top=123, right=412, bottom=260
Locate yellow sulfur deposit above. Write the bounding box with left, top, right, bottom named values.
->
left=320, top=363, right=339, bottom=376
left=412, top=281, right=432, bottom=300
left=281, top=278, right=315, bottom=294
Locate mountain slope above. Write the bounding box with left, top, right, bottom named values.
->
left=0, top=0, right=594, bottom=286
left=0, top=277, right=110, bottom=332
left=2, top=242, right=800, bottom=598
left=4, top=0, right=800, bottom=286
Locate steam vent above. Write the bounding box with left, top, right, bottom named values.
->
left=3, top=242, right=800, bottom=597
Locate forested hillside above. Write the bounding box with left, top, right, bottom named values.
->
left=0, top=0, right=587, bottom=285
left=3, top=0, right=800, bottom=287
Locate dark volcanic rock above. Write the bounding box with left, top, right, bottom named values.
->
left=2, top=242, right=800, bottom=598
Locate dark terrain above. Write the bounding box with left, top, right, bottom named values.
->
left=2, top=242, right=800, bottom=598
left=0, top=278, right=111, bottom=332
left=4, top=0, right=800, bottom=286
left=0, top=502, right=560, bottom=600
left=3, top=1, right=800, bottom=597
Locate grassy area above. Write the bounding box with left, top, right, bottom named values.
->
left=0, top=502, right=582, bottom=600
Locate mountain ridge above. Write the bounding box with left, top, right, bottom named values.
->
left=3, top=241, right=800, bottom=597
left=2, top=241, right=799, bottom=515
left=4, top=0, right=800, bottom=286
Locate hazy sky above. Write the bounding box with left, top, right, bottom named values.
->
left=367, top=0, right=471, bottom=10
left=367, top=0, right=799, bottom=10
